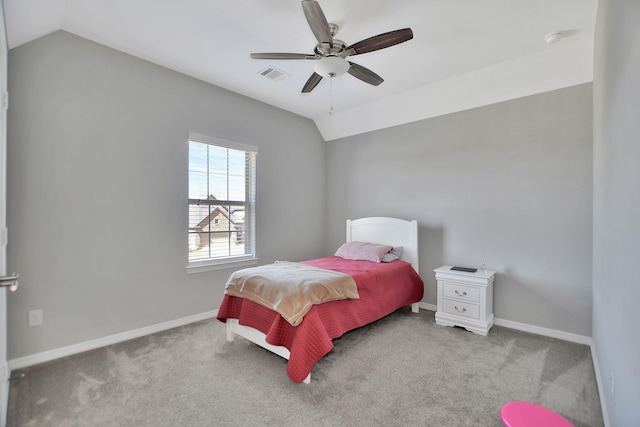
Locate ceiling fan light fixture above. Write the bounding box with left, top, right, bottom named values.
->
left=314, top=56, right=350, bottom=78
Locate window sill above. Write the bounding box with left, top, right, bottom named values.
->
left=186, top=256, right=258, bottom=274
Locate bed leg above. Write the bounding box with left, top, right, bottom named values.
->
left=226, top=319, right=236, bottom=342
left=411, top=303, right=419, bottom=313
left=303, top=373, right=311, bottom=384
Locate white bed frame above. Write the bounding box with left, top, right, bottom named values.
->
left=225, top=217, right=420, bottom=384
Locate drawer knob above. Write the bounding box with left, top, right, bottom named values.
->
left=454, top=290, right=467, bottom=297
left=454, top=305, right=467, bottom=313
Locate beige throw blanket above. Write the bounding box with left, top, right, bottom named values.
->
left=224, top=261, right=359, bottom=326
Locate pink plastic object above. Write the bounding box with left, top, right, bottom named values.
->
left=500, top=402, right=573, bottom=427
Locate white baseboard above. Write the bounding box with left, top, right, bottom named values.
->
left=589, top=341, right=610, bottom=427
left=418, top=302, right=437, bottom=312
left=5, top=304, right=430, bottom=371
left=492, top=317, right=592, bottom=345
left=420, top=303, right=591, bottom=345
left=8, top=305, right=595, bottom=375
left=1, top=361, right=8, bottom=427
left=8, top=310, right=219, bottom=371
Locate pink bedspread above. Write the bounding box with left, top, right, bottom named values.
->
left=216, top=256, right=424, bottom=382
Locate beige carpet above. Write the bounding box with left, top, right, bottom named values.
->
left=7, top=309, right=603, bottom=426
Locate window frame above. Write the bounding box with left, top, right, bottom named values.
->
left=186, top=132, right=258, bottom=273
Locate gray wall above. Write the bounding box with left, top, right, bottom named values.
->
left=6, top=31, right=326, bottom=359
left=593, top=0, right=640, bottom=424
left=6, top=29, right=600, bottom=365
left=326, top=84, right=593, bottom=336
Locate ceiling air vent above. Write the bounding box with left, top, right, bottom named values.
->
left=259, top=66, right=290, bottom=82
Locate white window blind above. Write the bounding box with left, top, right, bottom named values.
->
left=188, top=133, right=257, bottom=269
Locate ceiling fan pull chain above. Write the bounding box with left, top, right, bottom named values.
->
left=329, top=77, right=334, bottom=116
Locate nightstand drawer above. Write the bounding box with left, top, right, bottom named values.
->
left=442, top=282, right=480, bottom=303
left=442, top=299, right=479, bottom=320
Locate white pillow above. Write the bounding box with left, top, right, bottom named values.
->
left=335, top=241, right=393, bottom=263
left=381, top=246, right=404, bottom=263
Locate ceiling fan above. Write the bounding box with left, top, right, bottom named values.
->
left=250, top=0, right=413, bottom=93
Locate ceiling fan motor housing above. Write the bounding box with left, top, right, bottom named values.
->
left=313, top=38, right=350, bottom=77
left=314, top=39, right=346, bottom=57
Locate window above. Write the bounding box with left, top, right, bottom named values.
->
left=187, top=133, right=257, bottom=272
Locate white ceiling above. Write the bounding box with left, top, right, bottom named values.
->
left=3, top=0, right=598, bottom=141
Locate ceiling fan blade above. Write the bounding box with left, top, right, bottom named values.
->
left=347, top=62, right=384, bottom=86
left=250, top=53, right=317, bottom=60
left=302, top=72, right=323, bottom=93
left=345, top=28, right=413, bottom=56
left=301, top=0, right=332, bottom=45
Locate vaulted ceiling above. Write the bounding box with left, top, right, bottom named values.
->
left=3, top=0, right=598, bottom=140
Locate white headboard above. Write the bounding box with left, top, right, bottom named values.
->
left=346, top=217, right=419, bottom=273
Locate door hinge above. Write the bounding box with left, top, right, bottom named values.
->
left=2, top=92, right=8, bottom=110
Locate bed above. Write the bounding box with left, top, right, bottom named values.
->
left=216, top=217, right=424, bottom=383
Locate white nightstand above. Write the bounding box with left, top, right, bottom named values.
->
left=434, top=265, right=496, bottom=336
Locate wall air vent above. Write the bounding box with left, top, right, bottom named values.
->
left=258, top=66, right=290, bottom=82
